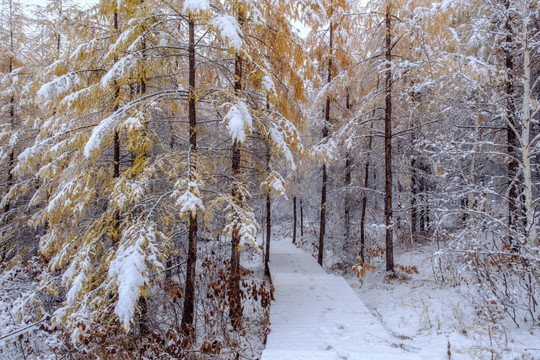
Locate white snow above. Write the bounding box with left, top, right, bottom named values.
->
left=262, top=75, right=276, bottom=95
left=183, top=0, right=209, bottom=13
left=101, top=54, right=137, bottom=88
left=211, top=15, right=243, bottom=50
left=64, top=257, right=90, bottom=306
left=269, top=122, right=297, bottom=170
left=262, top=239, right=421, bottom=360
left=251, top=6, right=266, bottom=26
left=222, top=101, right=252, bottom=143
left=84, top=113, right=116, bottom=157
left=262, top=171, right=287, bottom=198
left=173, top=179, right=204, bottom=218
left=37, top=73, right=80, bottom=100
left=350, top=242, right=540, bottom=360
left=46, top=179, right=76, bottom=213
left=108, top=223, right=164, bottom=331
left=122, top=116, right=143, bottom=131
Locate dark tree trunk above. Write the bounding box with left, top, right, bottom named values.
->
left=181, top=16, right=198, bottom=339
left=504, top=0, right=519, bottom=250
left=230, top=139, right=242, bottom=329
left=318, top=21, right=333, bottom=267
left=360, top=129, right=373, bottom=264
left=411, top=154, right=417, bottom=240
left=319, top=164, right=327, bottom=266
left=4, top=51, right=14, bottom=216
left=265, top=146, right=271, bottom=276
left=300, top=199, right=304, bottom=238
left=422, top=162, right=431, bottom=231
left=112, top=12, right=120, bottom=179
left=418, top=161, right=431, bottom=233
left=384, top=4, right=394, bottom=272
left=420, top=185, right=426, bottom=233
left=344, top=156, right=351, bottom=240
left=4, top=151, right=14, bottom=215
left=229, top=11, right=244, bottom=329
left=293, top=197, right=297, bottom=244
left=112, top=13, right=121, bottom=242
left=113, top=130, right=120, bottom=178
left=137, top=36, right=150, bottom=338
left=344, top=91, right=352, bottom=241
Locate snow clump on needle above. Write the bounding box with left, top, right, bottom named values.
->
left=223, top=101, right=252, bottom=143
left=211, top=15, right=243, bottom=50
left=183, top=0, right=210, bottom=12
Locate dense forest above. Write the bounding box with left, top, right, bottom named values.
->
left=0, top=0, right=539, bottom=359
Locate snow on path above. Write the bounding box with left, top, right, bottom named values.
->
left=261, top=240, right=421, bottom=360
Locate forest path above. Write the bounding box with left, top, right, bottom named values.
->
left=260, top=239, right=421, bottom=360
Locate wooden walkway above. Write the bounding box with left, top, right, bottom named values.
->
left=261, top=240, right=421, bottom=360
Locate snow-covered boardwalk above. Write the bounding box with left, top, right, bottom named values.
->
left=261, top=240, right=421, bottom=360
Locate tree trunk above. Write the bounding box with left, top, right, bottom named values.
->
left=344, top=90, right=352, bottom=241
left=265, top=146, right=271, bottom=276
left=293, top=197, right=297, bottom=244
left=318, top=20, right=333, bottom=267
left=504, top=0, right=519, bottom=250
left=230, top=140, right=242, bottom=329
left=229, top=10, right=244, bottom=329
left=137, top=35, right=150, bottom=338
left=344, top=156, right=351, bottom=241
left=319, top=164, right=327, bottom=266
left=384, top=3, right=394, bottom=272
left=420, top=180, right=425, bottom=233
left=360, top=127, right=373, bottom=264
left=4, top=153, right=13, bottom=216
left=4, top=27, right=15, bottom=217
left=411, top=154, right=417, bottom=240
left=4, top=103, right=14, bottom=215
left=112, top=12, right=121, bottom=241
left=181, top=15, right=198, bottom=339
left=520, top=18, right=538, bottom=254
left=300, top=199, right=303, bottom=238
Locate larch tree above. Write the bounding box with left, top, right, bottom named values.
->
left=301, top=0, right=352, bottom=267
left=0, top=0, right=37, bottom=261
left=179, top=0, right=206, bottom=340
left=13, top=0, right=197, bottom=345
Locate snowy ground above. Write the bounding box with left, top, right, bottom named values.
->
left=0, top=260, right=63, bottom=360
left=268, top=220, right=540, bottom=360
left=347, top=241, right=540, bottom=360
left=262, top=239, right=421, bottom=360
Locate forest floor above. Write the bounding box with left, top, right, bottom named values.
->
left=348, top=239, right=540, bottom=360
left=2, top=224, right=539, bottom=359
left=270, top=222, right=540, bottom=360
left=261, top=238, right=421, bottom=359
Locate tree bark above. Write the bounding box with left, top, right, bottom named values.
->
left=229, top=10, right=244, bottom=329
left=520, top=16, right=538, bottom=253
left=300, top=199, right=303, bottom=238
left=4, top=10, right=15, bottom=217
left=112, top=11, right=121, bottom=242
left=360, top=128, right=373, bottom=264
left=318, top=20, right=333, bottom=267
left=137, top=34, right=150, bottom=338
left=265, top=146, right=271, bottom=276
left=293, top=196, right=297, bottom=244
left=344, top=90, right=352, bottom=241
left=384, top=3, right=394, bottom=272
left=181, top=15, right=198, bottom=339
left=4, top=99, right=14, bottom=215
left=319, top=164, right=327, bottom=266
left=411, top=154, right=417, bottom=240
left=504, top=0, right=519, bottom=250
